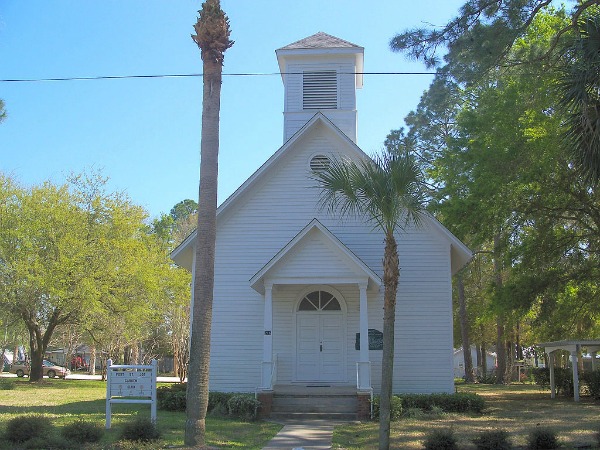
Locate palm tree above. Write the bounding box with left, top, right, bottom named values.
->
left=313, top=150, right=427, bottom=450
left=185, top=1, right=233, bottom=447
left=558, top=14, right=600, bottom=184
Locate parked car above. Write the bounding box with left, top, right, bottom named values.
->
left=10, top=360, right=70, bottom=378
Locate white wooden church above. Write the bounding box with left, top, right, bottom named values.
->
left=172, top=32, right=471, bottom=419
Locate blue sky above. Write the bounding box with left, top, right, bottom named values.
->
left=0, top=1, right=464, bottom=219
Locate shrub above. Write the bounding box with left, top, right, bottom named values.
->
left=371, top=395, right=403, bottom=421
left=4, top=414, right=54, bottom=443
left=477, top=373, right=497, bottom=384
left=227, top=394, right=261, bottom=421
left=61, top=418, right=103, bottom=443
left=429, top=405, right=445, bottom=418
left=473, top=429, right=512, bottom=450
left=423, top=428, right=458, bottom=450
left=0, top=378, right=14, bottom=390
left=403, top=407, right=426, bottom=419
left=209, top=391, right=235, bottom=413
left=532, top=368, right=574, bottom=396
left=581, top=370, right=600, bottom=398
left=157, top=383, right=187, bottom=411
left=372, top=392, right=482, bottom=421
left=22, top=434, right=73, bottom=449
left=208, top=402, right=229, bottom=417
left=401, top=393, right=485, bottom=413
left=156, top=386, right=256, bottom=415
left=526, top=427, right=560, bottom=450
left=119, top=417, right=161, bottom=442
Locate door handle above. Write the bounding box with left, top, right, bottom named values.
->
left=320, top=343, right=323, bottom=352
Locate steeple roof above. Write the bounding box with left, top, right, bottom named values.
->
left=275, top=32, right=364, bottom=89
left=277, top=32, right=361, bottom=51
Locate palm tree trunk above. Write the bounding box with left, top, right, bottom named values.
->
left=379, top=231, right=399, bottom=450
left=185, top=53, right=222, bottom=448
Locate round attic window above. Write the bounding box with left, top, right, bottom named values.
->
left=310, top=154, right=331, bottom=172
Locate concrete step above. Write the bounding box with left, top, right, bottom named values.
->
left=269, top=411, right=357, bottom=421
left=272, top=395, right=357, bottom=414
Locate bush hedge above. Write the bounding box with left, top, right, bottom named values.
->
left=227, top=394, right=261, bottom=421
left=531, top=368, right=573, bottom=396
left=157, top=384, right=260, bottom=419
left=371, top=395, right=403, bottom=420
left=526, top=427, right=560, bottom=449
left=472, top=429, right=512, bottom=450
left=4, top=414, right=54, bottom=444
left=401, top=392, right=485, bottom=413
left=61, top=418, right=103, bottom=443
left=581, top=370, right=600, bottom=398
left=423, top=428, right=458, bottom=450
left=371, top=392, right=484, bottom=420
left=119, top=417, right=161, bottom=442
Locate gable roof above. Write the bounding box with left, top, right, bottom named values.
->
left=219, top=112, right=359, bottom=216
left=170, top=113, right=359, bottom=269
left=249, top=218, right=382, bottom=294
left=275, top=32, right=364, bottom=88
left=170, top=112, right=472, bottom=275
left=277, top=32, right=361, bottom=50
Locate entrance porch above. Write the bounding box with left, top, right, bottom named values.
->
left=249, top=220, right=382, bottom=396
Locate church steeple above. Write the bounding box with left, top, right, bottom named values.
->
left=276, top=32, right=364, bottom=143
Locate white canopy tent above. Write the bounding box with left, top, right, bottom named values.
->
left=538, top=340, right=600, bottom=402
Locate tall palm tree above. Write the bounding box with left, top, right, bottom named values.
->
left=186, top=1, right=233, bottom=447
left=313, top=150, right=427, bottom=450
left=558, top=14, right=600, bottom=184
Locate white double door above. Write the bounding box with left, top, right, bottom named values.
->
left=296, top=312, right=345, bottom=382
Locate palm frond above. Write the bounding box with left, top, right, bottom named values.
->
left=557, top=14, right=600, bottom=183
left=312, top=151, right=427, bottom=234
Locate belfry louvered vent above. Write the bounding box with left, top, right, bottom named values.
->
left=310, top=155, right=331, bottom=172
left=303, top=70, right=337, bottom=110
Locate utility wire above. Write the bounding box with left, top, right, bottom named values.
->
left=0, top=71, right=437, bottom=83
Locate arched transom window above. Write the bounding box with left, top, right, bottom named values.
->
left=298, top=290, right=341, bottom=311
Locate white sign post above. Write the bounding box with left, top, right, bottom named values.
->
left=105, top=359, right=157, bottom=429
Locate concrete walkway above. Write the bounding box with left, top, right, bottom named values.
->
left=262, top=419, right=337, bottom=450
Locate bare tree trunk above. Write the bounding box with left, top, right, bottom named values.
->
left=493, top=234, right=506, bottom=384
left=89, top=345, right=96, bottom=375
left=185, top=2, right=232, bottom=443
left=481, top=342, right=488, bottom=375
left=22, top=311, right=59, bottom=382
left=379, top=232, right=399, bottom=450
left=457, top=272, right=474, bottom=382
left=505, top=340, right=514, bottom=382
left=131, top=343, right=139, bottom=365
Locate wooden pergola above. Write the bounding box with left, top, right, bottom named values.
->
left=537, top=340, right=600, bottom=402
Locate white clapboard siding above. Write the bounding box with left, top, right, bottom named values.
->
left=283, top=60, right=358, bottom=142
left=201, top=120, right=458, bottom=394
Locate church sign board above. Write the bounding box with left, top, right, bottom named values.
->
left=105, top=359, right=157, bottom=429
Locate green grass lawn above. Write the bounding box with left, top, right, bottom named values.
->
left=3, top=378, right=599, bottom=449
left=333, top=383, right=600, bottom=449
left=0, top=378, right=281, bottom=449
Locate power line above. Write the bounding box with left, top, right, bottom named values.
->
left=0, top=71, right=437, bottom=83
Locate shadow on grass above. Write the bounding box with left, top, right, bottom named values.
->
left=333, top=384, right=600, bottom=450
